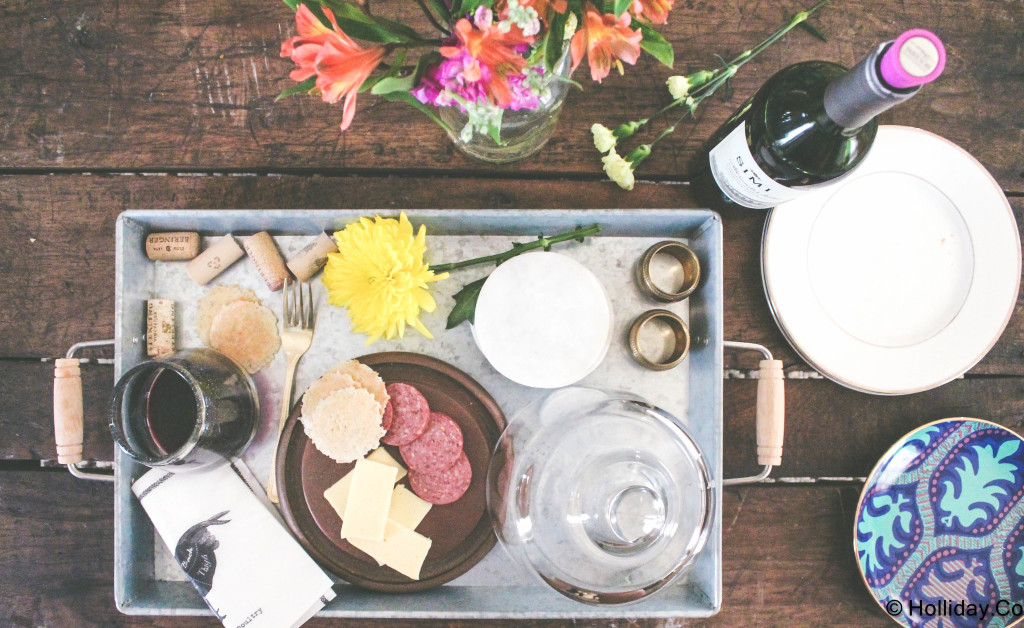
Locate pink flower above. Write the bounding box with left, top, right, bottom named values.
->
left=280, top=5, right=385, bottom=131
left=570, top=5, right=643, bottom=82
left=413, top=51, right=492, bottom=109
left=440, top=18, right=534, bottom=107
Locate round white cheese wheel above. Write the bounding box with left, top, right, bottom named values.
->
left=472, top=252, right=613, bottom=388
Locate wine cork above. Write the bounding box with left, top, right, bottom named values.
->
left=186, top=234, right=244, bottom=285
left=286, top=231, right=338, bottom=282
left=146, top=299, right=175, bottom=357
left=244, top=231, right=291, bottom=292
left=145, top=232, right=200, bottom=261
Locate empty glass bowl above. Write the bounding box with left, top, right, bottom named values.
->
left=486, top=388, right=713, bottom=605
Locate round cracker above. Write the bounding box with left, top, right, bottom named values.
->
left=327, top=359, right=389, bottom=409
left=303, top=387, right=385, bottom=463
left=197, top=285, right=261, bottom=344
left=208, top=300, right=281, bottom=373
left=301, top=371, right=361, bottom=423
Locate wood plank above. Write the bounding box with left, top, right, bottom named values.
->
left=0, top=360, right=114, bottom=462
left=723, top=376, right=1024, bottom=480
left=0, top=471, right=890, bottom=626
left=1, top=175, right=1022, bottom=373
left=0, top=0, right=1021, bottom=191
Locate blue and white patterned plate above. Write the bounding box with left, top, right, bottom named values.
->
left=856, top=419, right=1024, bottom=627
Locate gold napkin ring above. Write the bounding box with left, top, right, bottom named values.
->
left=636, top=241, right=701, bottom=302
left=628, top=309, right=690, bottom=370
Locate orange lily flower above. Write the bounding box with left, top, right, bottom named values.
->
left=280, top=4, right=339, bottom=77
left=280, top=4, right=385, bottom=131
left=631, top=0, right=674, bottom=25
left=440, top=18, right=534, bottom=107
left=570, top=6, right=643, bottom=82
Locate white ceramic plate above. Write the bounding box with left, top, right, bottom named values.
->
left=762, top=126, right=1020, bottom=394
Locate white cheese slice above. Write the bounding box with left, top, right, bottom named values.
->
left=323, top=448, right=408, bottom=518
left=388, top=485, right=432, bottom=530
left=323, top=472, right=354, bottom=517
left=340, top=459, right=397, bottom=541
left=366, top=447, right=407, bottom=481
left=347, top=519, right=432, bottom=580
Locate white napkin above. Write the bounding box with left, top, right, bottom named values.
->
left=133, top=460, right=336, bottom=628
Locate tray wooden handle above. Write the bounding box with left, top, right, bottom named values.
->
left=54, top=358, right=84, bottom=465
left=756, top=359, right=785, bottom=466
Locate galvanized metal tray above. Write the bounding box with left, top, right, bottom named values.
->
left=112, top=209, right=724, bottom=619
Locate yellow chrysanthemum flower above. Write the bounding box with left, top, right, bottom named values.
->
left=323, top=212, right=448, bottom=344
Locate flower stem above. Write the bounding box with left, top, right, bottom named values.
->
left=636, top=0, right=832, bottom=153
left=390, top=39, right=446, bottom=50
left=415, top=0, right=451, bottom=35
left=431, top=224, right=602, bottom=272
left=728, top=0, right=832, bottom=68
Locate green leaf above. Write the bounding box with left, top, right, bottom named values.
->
left=487, top=110, right=504, bottom=145
left=360, top=50, right=407, bottom=94
left=613, top=0, right=632, bottom=17
left=371, top=74, right=416, bottom=95
left=636, top=21, right=674, bottom=68
left=544, top=11, right=568, bottom=72
left=426, top=0, right=452, bottom=23
left=282, top=0, right=301, bottom=10
left=379, top=90, right=456, bottom=135
left=798, top=21, right=828, bottom=42
left=446, top=277, right=487, bottom=329
left=412, top=51, right=442, bottom=81
left=318, top=0, right=426, bottom=43
left=276, top=76, right=317, bottom=101
left=370, top=50, right=439, bottom=94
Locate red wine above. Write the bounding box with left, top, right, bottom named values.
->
left=691, top=29, right=945, bottom=210
left=146, top=369, right=199, bottom=455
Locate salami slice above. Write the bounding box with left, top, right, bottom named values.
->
left=399, top=413, right=463, bottom=475
left=408, top=451, right=472, bottom=505
left=381, top=400, right=393, bottom=431
left=381, top=383, right=430, bottom=446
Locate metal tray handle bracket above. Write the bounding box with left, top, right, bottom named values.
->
left=722, top=340, right=785, bottom=486
left=54, top=339, right=116, bottom=482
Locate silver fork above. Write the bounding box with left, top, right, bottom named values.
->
left=267, top=277, right=314, bottom=504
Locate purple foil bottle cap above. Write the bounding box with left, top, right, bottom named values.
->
left=879, top=29, right=946, bottom=89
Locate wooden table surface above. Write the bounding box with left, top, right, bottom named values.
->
left=2, top=0, right=1023, bottom=625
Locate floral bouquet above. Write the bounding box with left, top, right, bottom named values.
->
left=278, top=0, right=677, bottom=144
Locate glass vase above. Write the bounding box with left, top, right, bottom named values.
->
left=439, top=51, right=572, bottom=164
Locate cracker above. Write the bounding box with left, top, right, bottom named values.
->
left=197, top=284, right=261, bottom=344
left=327, top=359, right=390, bottom=409
left=301, top=371, right=361, bottom=424
left=208, top=300, right=281, bottom=373
left=303, top=387, right=386, bottom=463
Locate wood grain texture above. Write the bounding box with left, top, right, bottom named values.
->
left=1, top=175, right=1022, bottom=373
left=0, top=361, right=114, bottom=462
left=0, top=471, right=889, bottom=627
left=723, top=376, right=1024, bottom=480
left=0, top=0, right=1021, bottom=191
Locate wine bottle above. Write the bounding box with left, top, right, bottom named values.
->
left=690, top=29, right=946, bottom=210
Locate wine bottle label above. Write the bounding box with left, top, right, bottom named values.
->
left=708, top=124, right=803, bottom=209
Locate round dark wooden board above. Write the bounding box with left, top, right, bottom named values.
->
left=276, top=351, right=507, bottom=593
